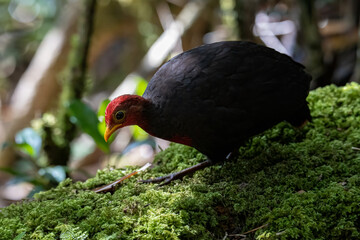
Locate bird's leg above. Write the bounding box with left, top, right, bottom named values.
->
left=140, top=159, right=213, bottom=186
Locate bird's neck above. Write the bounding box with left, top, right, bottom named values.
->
left=134, top=97, right=157, bottom=136
left=137, top=100, right=192, bottom=146
left=133, top=97, right=193, bottom=146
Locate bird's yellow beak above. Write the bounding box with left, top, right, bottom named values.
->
left=104, top=124, right=122, bottom=142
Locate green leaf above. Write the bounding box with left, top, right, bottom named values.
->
left=131, top=77, right=149, bottom=140
left=1, top=141, right=10, bottom=150
left=0, top=167, right=19, bottom=176
left=97, top=99, right=110, bottom=137
left=97, top=99, right=116, bottom=143
left=97, top=99, right=110, bottom=118
left=67, top=100, right=109, bottom=153
left=8, top=176, right=36, bottom=185
left=15, top=143, right=35, bottom=157
left=38, top=166, right=67, bottom=183
left=14, top=128, right=42, bottom=158
left=27, top=185, right=46, bottom=198
left=131, top=125, right=148, bottom=141
left=135, top=76, right=148, bottom=96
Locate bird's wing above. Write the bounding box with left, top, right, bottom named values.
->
left=143, top=41, right=311, bottom=152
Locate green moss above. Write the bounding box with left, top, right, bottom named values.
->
left=2, top=83, right=360, bottom=239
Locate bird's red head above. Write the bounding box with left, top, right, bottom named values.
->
left=104, top=94, right=148, bottom=142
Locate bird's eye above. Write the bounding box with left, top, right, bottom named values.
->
left=115, top=111, right=125, bottom=120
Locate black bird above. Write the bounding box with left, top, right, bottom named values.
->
left=104, top=41, right=312, bottom=185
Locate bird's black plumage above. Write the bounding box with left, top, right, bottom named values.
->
left=142, top=41, right=311, bottom=161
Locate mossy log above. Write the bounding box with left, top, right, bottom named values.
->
left=2, top=83, right=360, bottom=239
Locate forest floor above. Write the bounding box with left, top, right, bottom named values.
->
left=1, top=83, right=360, bottom=239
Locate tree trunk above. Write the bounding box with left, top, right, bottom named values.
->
left=45, top=0, right=97, bottom=166
left=298, top=0, right=325, bottom=89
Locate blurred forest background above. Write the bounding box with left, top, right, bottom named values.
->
left=0, top=0, right=359, bottom=207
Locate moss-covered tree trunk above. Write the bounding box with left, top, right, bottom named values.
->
left=44, top=0, right=97, bottom=166
left=353, top=1, right=360, bottom=83
left=298, top=0, right=325, bottom=89
left=235, top=0, right=257, bottom=41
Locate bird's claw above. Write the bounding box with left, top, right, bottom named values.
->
left=139, top=160, right=213, bottom=186
left=139, top=173, right=177, bottom=186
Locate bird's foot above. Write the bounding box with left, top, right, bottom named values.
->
left=139, top=159, right=213, bottom=186
left=140, top=173, right=179, bottom=186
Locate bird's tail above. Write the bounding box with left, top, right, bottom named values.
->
left=286, top=103, right=312, bottom=128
